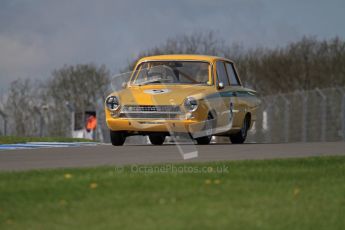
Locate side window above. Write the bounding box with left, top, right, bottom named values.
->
left=225, top=62, right=240, bottom=86
left=216, top=61, right=230, bottom=86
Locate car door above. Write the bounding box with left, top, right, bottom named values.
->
left=224, top=62, right=245, bottom=128
left=213, top=60, right=239, bottom=131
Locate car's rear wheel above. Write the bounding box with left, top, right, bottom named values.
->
left=110, top=130, right=126, bottom=146
left=230, top=115, right=250, bottom=144
left=195, top=113, right=214, bottom=145
left=149, top=134, right=166, bottom=145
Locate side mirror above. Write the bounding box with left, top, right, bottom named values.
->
left=121, top=82, right=127, bottom=89
left=217, top=82, right=224, bottom=90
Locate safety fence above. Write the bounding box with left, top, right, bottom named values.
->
left=1, top=87, right=344, bottom=144
left=247, top=87, right=345, bottom=143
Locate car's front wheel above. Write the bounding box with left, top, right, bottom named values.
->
left=230, top=115, right=249, bottom=144
left=110, top=130, right=126, bottom=146
left=195, top=113, right=214, bottom=145
left=195, top=136, right=212, bottom=145
left=149, top=134, right=166, bottom=145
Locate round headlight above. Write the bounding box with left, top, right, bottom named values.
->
left=105, top=96, right=120, bottom=111
left=184, top=97, right=198, bottom=112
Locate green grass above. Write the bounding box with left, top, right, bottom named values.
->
left=1, top=156, right=345, bottom=229
left=0, top=136, right=94, bottom=144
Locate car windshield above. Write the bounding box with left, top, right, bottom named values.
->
left=131, top=61, right=210, bottom=85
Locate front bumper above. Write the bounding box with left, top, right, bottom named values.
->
left=106, top=117, right=204, bottom=133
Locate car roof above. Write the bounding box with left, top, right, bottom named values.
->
left=137, top=54, right=233, bottom=63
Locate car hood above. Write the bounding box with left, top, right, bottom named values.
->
left=115, top=85, right=213, bottom=106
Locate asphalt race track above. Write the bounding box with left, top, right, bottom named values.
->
left=0, top=142, right=344, bottom=171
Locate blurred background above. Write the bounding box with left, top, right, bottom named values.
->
left=0, top=0, right=344, bottom=143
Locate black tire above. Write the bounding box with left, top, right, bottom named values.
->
left=195, top=113, right=214, bottom=145
left=149, top=134, right=166, bottom=145
left=230, top=115, right=249, bottom=144
left=110, top=130, right=126, bottom=146
left=195, top=136, right=212, bottom=145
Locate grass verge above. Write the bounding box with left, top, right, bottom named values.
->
left=0, top=136, right=93, bottom=144
left=0, top=156, right=345, bottom=229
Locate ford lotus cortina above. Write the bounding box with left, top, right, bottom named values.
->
left=105, top=55, right=260, bottom=146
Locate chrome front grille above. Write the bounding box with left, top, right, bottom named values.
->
left=122, top=105, right=181, bottom=113
left=120, top=105, right=182, bottom=119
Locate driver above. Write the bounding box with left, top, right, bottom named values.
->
left=195, top=65, right=209, bottom=83
left=147, top=65, right=178, bottom=83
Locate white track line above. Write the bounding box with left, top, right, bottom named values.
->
left=0, top=142, right=99, bottom=151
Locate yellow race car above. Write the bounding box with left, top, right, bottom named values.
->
left=105, top=55, right=260, bottom=146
